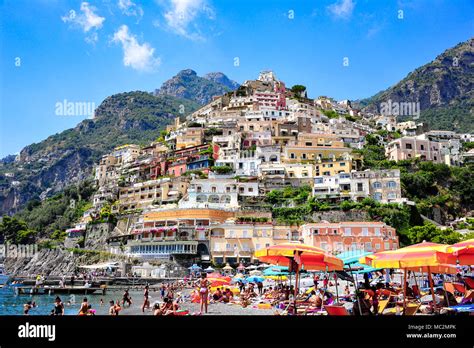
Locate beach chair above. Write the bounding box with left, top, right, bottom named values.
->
left=324, top=305, right=350, bottom=316
left=378, top=299, right=389, bottom=314
left=444, top=282, right=456, bottom=295
left=453, top=283, right=466, bottom=295
left=464, top=278, right=474, bottom=290
left=461, top=289, right=474, bottom=304
left=404, top=303, right=420, bottom=316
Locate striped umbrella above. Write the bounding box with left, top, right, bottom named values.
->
left=359, top=242, right=452, bottom=269
left=359, top=241, right=454, bottom=311
left=254, top=243, right=343, bottom=271
left=448, top=239, right=474, bottom=265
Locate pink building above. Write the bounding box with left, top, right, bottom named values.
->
left=385, top=137, right=442, bottom=163
left=301, top=221, right=399, bottom=254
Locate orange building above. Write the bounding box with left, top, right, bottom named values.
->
left=301, top=221, right=399, bottom=254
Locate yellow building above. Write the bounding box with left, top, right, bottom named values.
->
left=283, top=163, right=315, bottom=178
left=176, top=127, right=205, bottom=149
left=209, top=222, right=299, bottom=264
left=314, top=157, right=353, bottom=176
left=283, top=133, right=351, bottom=163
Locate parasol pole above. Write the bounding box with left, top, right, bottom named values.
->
left=403, top=268, right=407, bottom=315
left=334, top=271, right=339, bottom=303
left=427, top=266, right=437, bottom=312
left=348, top=264, right=362, bottom=315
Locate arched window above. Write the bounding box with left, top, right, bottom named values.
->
left=387, top=181, right=397, bottom=188
left=373, top=181, right=382, bottom=189
left=220, top=195, right=231, bottom=203
left=208, top=195, right=220, bottom=203
left=196, top=195, right=207, bottom=203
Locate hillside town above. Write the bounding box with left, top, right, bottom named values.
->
left=60, top=71, right=473, bottom=275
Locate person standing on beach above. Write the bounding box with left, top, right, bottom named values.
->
left=142, top=285, right=150, bottom=313
left=198, top=273, right=210, bottom=314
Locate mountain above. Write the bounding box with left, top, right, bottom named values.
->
left=360, top=38, right=474, bottom=132
left=203, top=72, right=240, bottom=90
left=0, top=92, right=200, bottom=215
left=155, top=69, right=238, bottom=104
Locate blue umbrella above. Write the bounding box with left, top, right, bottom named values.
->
left=188, top=264, right=202, bottom=271
left=263, top=266, right=289, bottom=276
left=246, top=276, right=264, bottom=283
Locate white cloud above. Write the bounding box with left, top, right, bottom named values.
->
left=118, top=0, right=144, bottom=17
left=62, top=2, right=105, bottom=32
left=162, top=0, right=215, bottom=40
left=112, top=25, right=160, bottom=72
left=327, top=0, right=355, bottom=19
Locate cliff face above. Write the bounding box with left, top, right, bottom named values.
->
left=0, top=92, right=199, bottom=215
left=360, top=38, right=474, bottom=132
left=155, top=69, right=238, bottom=105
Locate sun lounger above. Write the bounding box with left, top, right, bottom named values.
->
left=453, top=283, right=466, bottom=295
left=404, top=303, right=420, bottom=316
left=324, top=305, right=350, bottom=316
left=464, top=278, right=474, bottom=290
left=378, top=299, right=389, bottom=314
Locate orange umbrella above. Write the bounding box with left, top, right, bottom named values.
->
left=360, top=241, right=454, bottom=312
left=207, top=272, right=231, bottom=282
left=254, top=242, right=343, bottom=271
left=207, top=278, right=230, bottom=287
left=448, top=239, right=474, bottom=265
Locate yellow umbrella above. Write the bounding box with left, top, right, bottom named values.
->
left=360, top=241, right=454, bottom=311
left=264, top=275, right=288, bottom=281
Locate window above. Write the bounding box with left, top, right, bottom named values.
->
left=405, top=143, right=412, bottom=149
left=373, top=192, right=383, bottom=201
left=387, top=181, right=397, bottom=188
left=357, top=183, right=364, bottom=192
left=384, top=242, right=390, bottom=250
left=387, top=192, right=397, bottom=200
left=248, top=187, right=253, bottom=192
left=265, top=243, right=270, bottom=248
left=375, top=243, right=381, bottom=250
left=211, top=186, right=216, bottom=193
left=315, top=177, right=323, bottom=184
left=374, top=228, right=381, bottom=236
left=365, top=242, right=372, bottom=251
left=290, top=153, right=296, bottom=159
left=344, top=228, right=351, bottom=236
left=362, top=228, right=369, bottom=236
left=313, top=229, right=319, bottom=235
left=373, top=181, right=382, bottom=189
left=226, top=243, right=231, bottom=251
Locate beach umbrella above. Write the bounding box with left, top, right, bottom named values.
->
left=237, top=263, right=246, bottom=271
left=208, top=278, right=230, bottom=287
left=448, top=239, right=474, bottom=265
left=188, top=264, right=202, bottom=271
left=360, top=241, right=453, bottom=312
left=255, top=243, right=343, bottom=272
left=206, top=272, right=231, bottom=282
left=249, top=270, right=263, bottom=276
left=204, top=266, right=215, bottom=273
left=263, top=267, right=289, bottom=276
left=246, top=276, right=265, bottom=283
left=256, top=264, right=269, bottom=269
left=222, top=263, right=234, bottom=272
left=255, top=242, right=344, bottom=313
left=245, top=265, right=257, bottom=270
left=265, top=275, right=288, bottom=281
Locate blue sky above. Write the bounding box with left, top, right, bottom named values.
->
left=1, top=0, right=473, bottom=157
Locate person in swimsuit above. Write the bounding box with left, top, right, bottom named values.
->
left=198, top=273, right=210, bottom=314
left=122, top=289, right=132, bottom=307
left=142, top=285, right=150, bottom=313
left=109, top=300, right=116, bottom=315
left=23, top=302, right=32, bottom=315
left=78, top=298, right=89, bottom=315
left=53, top=296, right=64, bottom=316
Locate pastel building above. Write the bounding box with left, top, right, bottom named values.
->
left=210, top=222, right=299, bottom=264
left=386, top=137, right=442, bottom=163
left=301, top=221, right=399, bottom=254
left=313, top=169, right=403, bottom=203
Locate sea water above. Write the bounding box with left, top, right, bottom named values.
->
left=0, top=286, right=146, bottom=315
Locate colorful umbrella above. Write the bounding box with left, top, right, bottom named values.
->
left=360, top=241, right=455, bottom=311
left=359, top=242, right=452, bottom=269
left=246, top=276, right=264, bottom=283
left=448, top=238, right=474, bottom=265
left=207, top=278, right=230, bottom=287
left=255, top=242, right=343, bottom=271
